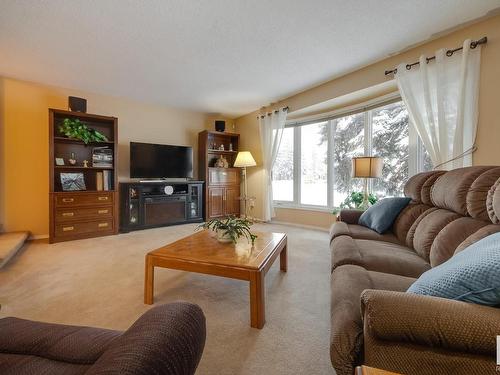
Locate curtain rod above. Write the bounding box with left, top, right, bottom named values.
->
left=257, top=106, right=289, bottom=119
left=384, top=36, right=487, bottom=76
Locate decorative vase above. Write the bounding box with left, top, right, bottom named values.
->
left=216, top=230, right=232, bottom=243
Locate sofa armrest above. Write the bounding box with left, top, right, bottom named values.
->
left=0, top=317, right=120, bottom=364
left=361, top=290, right=500, bottom=356
left=339, top=209, right=363, bottom=224
left=87, top=302, right=206, bottom=375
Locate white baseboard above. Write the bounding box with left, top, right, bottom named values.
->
left=268, top=220, right=329, bottom=232
left=29, top=234, right=49, bottom=240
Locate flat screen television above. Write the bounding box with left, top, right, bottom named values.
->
left=130, top=142, right=193, bottom=179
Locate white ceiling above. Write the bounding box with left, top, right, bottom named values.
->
left=1, top=1, right=499, bottom=118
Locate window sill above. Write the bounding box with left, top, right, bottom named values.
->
left=273, top=203, right=333, bottom=213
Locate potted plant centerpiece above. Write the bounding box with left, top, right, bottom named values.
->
left=198, top=216, right=257, bottom=245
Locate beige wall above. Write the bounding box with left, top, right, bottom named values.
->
left=236, top=14, right=500, bottom=225
left=272, top=208, right=336, bottom=230
left=0, top=77, right=232, bottom=236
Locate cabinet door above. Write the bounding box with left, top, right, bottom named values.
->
left=224, top=187, right=241, bottom=216
left=208, top=187, right=225, bottom=218
left=209, top=168, right=240, bottom=185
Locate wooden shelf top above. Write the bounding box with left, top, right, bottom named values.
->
left=208, top=167, right=240, bottom=171
left=208, top=149, right=237, bottom=154
left=53, top=137, right=114, bottom=145
left=50, top=190, right=117, bottom=194
left=54, top=165, right=114, bottom=170
left=200, top=130, right=240, bottom=137
left=50, top=108, right=117, bottom=122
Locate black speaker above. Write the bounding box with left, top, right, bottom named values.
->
left=68, top=96, right=87, bottom=113
left=215, top=120, right=225, bottom=132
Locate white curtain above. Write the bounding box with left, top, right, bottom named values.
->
left=396, top=39, right=481, bottom=169
left=259, top=109, right=287, bottom=221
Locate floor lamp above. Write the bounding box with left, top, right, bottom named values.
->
left=234, top=151, right=256, bottom=219
left=352, top=156, right=383, bottom=210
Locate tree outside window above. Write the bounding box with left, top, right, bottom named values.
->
left=272, top=99, right=432, bottom=208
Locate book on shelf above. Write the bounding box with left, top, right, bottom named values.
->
left=96, top=172, right=104, bottom=191
left=103, top=170, right=112, bottom=191
left=92, top=147, right=113, bottom=168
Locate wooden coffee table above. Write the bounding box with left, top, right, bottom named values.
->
left=144, top=230, right=287, bottom=329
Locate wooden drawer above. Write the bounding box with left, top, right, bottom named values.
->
left=55, top=219, right=114, bottom=237
left=209, top=168, right=240, bottom=185
left=54, top=192, right=113, bottom=207
left=55, top=206, right=113, bottom=223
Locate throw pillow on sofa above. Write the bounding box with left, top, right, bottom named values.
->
left=358, top=197, right=411, bottom=234
left=407, top=232, right=500, bottom=306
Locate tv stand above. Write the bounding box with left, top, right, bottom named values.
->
left=119, top=181, right=204, bottom=233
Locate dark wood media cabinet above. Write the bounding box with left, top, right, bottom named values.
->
left=119, top=181, right=204, bottom=233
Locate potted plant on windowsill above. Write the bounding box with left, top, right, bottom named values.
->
left=198, top=216, right=257, bottom=245
left=332, top=191, right=378, bottom=215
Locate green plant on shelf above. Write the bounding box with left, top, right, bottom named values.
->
left=59, top=118, right=108, bottom=144
left=197, top=216, right=257, bottom=245
left=332, top=191, right=378, bottom=215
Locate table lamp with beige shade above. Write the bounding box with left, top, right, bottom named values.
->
left=234, top=151, right=257, bottom=218
left=352, top=156, right=383, bottom=210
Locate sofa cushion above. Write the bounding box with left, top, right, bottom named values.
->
left=404, top=207, right=438, bottom=249
left=0, top=317, right=120, bottom=364
left=455, top=224, right=500, bottom=254
left=0, top=354, right=90, bottom=375
left=359, top=197, right=411, bottom=234
left=466, top=168, right=500, bottom=220
left=330, top=265, right=415, bottom=375
left=329, top=222, right=400, bottom=244
left=431, top=166, right=491, bottom=215
left=486, top=177, right=500, bottom=224
left=331, top=236, right=430, bottom=277
left=429, top=217, right=488, bottom=267
left=392, top=203, right=432, bottom=244
left=403, top=171, right=443, bottom=203
left=420, top=171, right=446, bottom=205
left=408, top=233, right=500, bottom=306
left=412, top=209, right=461, bottom=261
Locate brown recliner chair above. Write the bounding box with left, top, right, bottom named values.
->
left=329, top=166, right=500, bottom=375
left=0, top=302, right=206, bottom=375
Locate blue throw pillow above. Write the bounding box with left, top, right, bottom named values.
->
left=407, top=232, right=500, bottom=306
left=358, top=197, right=411, bottom=234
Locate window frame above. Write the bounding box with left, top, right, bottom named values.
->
left=272, top=93, right=429, bottom=210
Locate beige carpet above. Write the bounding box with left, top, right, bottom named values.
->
left=0, top=223, right=333, bottom=374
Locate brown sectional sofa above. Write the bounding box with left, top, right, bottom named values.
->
left=329, top=166, right=500, bottom=375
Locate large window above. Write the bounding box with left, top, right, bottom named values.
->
left=332, top=113, right=365, bottom=206
left=272, top=127, right=294, bottom=201
left=273, top=99, right=432, bottom=209
left=300, top=121, right=328, bottom=206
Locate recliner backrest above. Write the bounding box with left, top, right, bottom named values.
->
left=393, top=166, right=500, bottom=267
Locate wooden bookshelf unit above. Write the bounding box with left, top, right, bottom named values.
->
left=198, top=130, right=241, bottom=219
left=49, top=109, right=118, bottom=243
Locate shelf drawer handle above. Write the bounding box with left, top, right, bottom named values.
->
left=98, top=222, right=109, bottom=228
left=98, top=209, right=109, bottom=214
left=62, top=198, right=74, bottom=203
left=62, top=212, right=74, bottom=217
left=98, top=196, right=109, bottom=201
left=62, top=226, right=74, bottom=232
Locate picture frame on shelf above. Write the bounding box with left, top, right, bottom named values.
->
left=60, top=172, right=86, bottom=191
left=55, top=158, right=65, bottom=166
